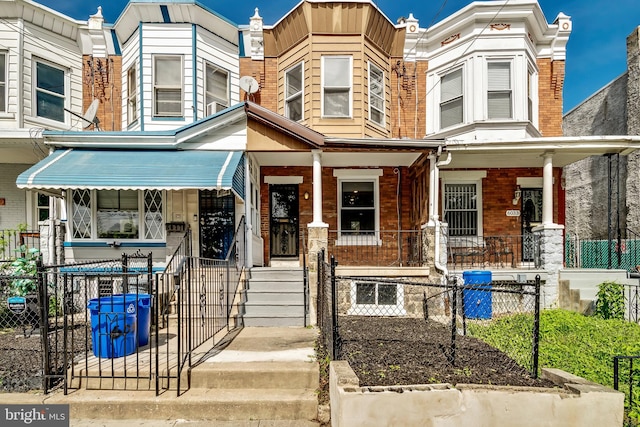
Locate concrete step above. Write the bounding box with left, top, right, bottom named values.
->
left=242, top=290, right=303, bottom=304
left=242, top=316, right=307, bottom=327
left=247, top=281, right=303, bottom=292
left=243, top=304, right=306, bottom=317
left=46, top=388, right=318, bottom=422
left=250, top=268, right=304, bottom=281
left=190, top=361, right=318, bottom=390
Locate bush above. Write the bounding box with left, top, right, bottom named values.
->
left=595, top=281, right=625, bottom=320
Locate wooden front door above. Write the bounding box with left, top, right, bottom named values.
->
left=269, top=184, right=299, bottom=258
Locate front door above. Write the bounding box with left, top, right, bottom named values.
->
left=270, top=184, right=299, bottom=258
left=521, top=188, right=543, bottom=262
left=199, top=191, right=235, bottom=259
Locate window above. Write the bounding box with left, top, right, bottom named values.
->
left=153, top=56, right=183, bottom=117
left=368, top=63, right=384, bottom=126
left=348, top=281, right=406, bottom=316
left=528, top=68, right=534, bottom=123
left=444, top=183, right=478, bottom=236
left=205, top=63, right=229, bottom=115
left=334, top=169, right=382, bottom=244
left=35, top=61, right=65, bottom=122
left=71, top=189, right=163, bottom=240
left=127, top=66, right=138, bottom=124
left=0, top=52, right=6, bottom=113
left=285, top=63, right=303, bottom=121
left=322, top=56, right=351, bottom=117
left=37, top=193, right=50, bottom=222
left=487, top=62, right=512, bottom=119
left=440, top=68, right=463, bottom=128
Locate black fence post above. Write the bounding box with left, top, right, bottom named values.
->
left=450, top=276, right=457, bottom=366
left=330, top=255, right=338, bottom=360
left=36, top=258, right=49, bottom=392
left=532, top=274, right=541, bottom=378
left=614, top=356, right=620, bottom=391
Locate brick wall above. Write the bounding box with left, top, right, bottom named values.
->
left=239, top=57, right=278, bottom=111
left=390, top=59, right=429, bottom=139
left=537, top=58, right=564, bottom=137
left=82, top=55, right=122, bottom=131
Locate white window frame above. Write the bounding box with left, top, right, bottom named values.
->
left=285, top=62, right=304, bottom=121
left=0, top=51, right=6, bottom=113
left=127, top=65, right=138, bottom=124
left=440, top=171, right=486, bottom=241
left=34, top=58, right=67, bottom=123
left=368, top=62, right=385, bottom=127
left=321, top=56, right=352, bottom=118
left=205, top=62, right=229, bottom=114
left=153, top=55, right=183, bottom=117
left=334, top=169, right=382, bottom=246
left=348, top=281, right=406, bottom=316
left=69, top=189, right=165, bottom=241
left=439, top=67, right=464, bottom=129
left=527, top=64, right=538, bottom=126
left=487, top=60, right=513, bottom=119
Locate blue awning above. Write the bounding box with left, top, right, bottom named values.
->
left=17, top=149, right=245, bottom=198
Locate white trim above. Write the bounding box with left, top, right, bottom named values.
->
left=347, top=281, right=407, bottom=316
left=440, top=170, right=486, bottom=181
left=335, top=169, right=381, bottom=245
left=264, top=176, right=303, bottom=184
left=517, top=177, right=543, bottom=188
left=368, top=61, right=385, bottom=127
left=285, top=61, right=304, bottom=121
left=321, top=55, right=352, bottom=118
left=32, top=57, right=69, bottom=124
left=152, top=54, right=184, bottom=118
left=217, top=152, right=235, bottom=187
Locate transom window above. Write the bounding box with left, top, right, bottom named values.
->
left=285, top=62, right=303, bottom=121
left=348, top=281, right=406, bottom=316
left=322, top=56, right=352, bottom=118
left=37, top=193, right=50, bottom=222
left=71, top=189, right=163, bottom=240
left=127, top=66, right=137, bottom=124
left=205, top=63, right=229, bottom=115
left=0, top=52, right=6, bottom=113
left=35, top=60, right=66, bottom=122
left=487, top=62, right=512, bottom=119
left=444, top=183, right=478, bottom=237
left=368, top=62, right=384, bottom=126
left=153, top=56, right=183, bottom=117
left=440, top=68, right=463, bottom=128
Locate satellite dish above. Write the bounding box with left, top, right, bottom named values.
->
left=64, top=99, right=101, bottom=130
left=239, top=76, right=259, bottom=94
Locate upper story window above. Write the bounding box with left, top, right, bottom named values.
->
left=368, top=62, right=384, bottom=127
left=528, top=68, right=535, bottom=123
left=153, top=56, right=183, bottom=117
left=205, top=63, right=229, bottom=115
left=285, top=62, right=303, bottom=121
left=0, top=52, right=6, bottom=113
left=35, top=60, right=66, bottom=122
left=322, top=56, right=352, bottom=118
left=487, top=61, right=512, bottom=119
left=440, top=68, right=463, bottom=129
left=127, top=65, right=138, bottom=124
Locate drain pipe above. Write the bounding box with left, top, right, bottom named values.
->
left=429, top=149, right=452, bottom=281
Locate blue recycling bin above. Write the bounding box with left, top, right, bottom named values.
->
left=462, top=270, right=492, bottom=319
left=135, top=294, right=152, bottom=347
left=88, top=294, right=138, bottom=358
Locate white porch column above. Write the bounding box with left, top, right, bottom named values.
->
left=310, top=149, right=327, bottom=227
left=244, top=155, right=253, bottom=268
left=427, top=152, right=438, bottom=226
left=542, top=152, right=554, bottom=226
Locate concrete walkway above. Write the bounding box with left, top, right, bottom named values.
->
left=0, top=327, right=320, bottom=427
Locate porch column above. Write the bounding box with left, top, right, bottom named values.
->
left=307, top=149, right=328, bottom=326
left=542, top=152, right=554, bottom=226
left=427, top=152, right=438, bottom=226
left=533, top=225, right=564, bottom=308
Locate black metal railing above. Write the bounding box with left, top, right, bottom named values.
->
left=448, top=234, right=541, bottom=270
left=302, top=228, right=309, bottom=327
left=328, top=230, right=424, bottom=267
left=614, top=355, right=640, bottom=426
left=0, top=229, right=40, bottom=262
left=317, top=249, right=339, bottom=360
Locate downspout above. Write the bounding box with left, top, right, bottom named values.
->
left=430, top=149, right=452, bottom=280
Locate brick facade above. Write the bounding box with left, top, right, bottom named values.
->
left=390, top=59, right=429, bottom=139
left=537, top=58, right=565, bottom=137
left=239, top=57, right=278, bottom=111
left=82, top=55, right=122, bottom=131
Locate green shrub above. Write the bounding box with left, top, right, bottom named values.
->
left=595, top=281, right=625, bottom=320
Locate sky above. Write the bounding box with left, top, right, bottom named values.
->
left=38, top=0, right=640, bottom=114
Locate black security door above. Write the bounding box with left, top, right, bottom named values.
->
left=199, top=191, right=235, bottom=259
left=521, top=188, right=543, bottom=262
left=270, top=184, right=299, bottom=257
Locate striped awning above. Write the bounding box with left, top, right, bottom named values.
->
left=16, top=149, right=244, bottom=197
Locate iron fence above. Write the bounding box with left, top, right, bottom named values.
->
left=614, top=355, right=640, bottom=427
left=317, top=249, right=338, bottom=360
left=448, top=234, right=541, bottom=270
left=566, top=229, right=640, bottom=272
left=328, top=230, right=424, bottom=267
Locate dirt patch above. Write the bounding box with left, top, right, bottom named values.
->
left=337, top=317, right=554, bottom=388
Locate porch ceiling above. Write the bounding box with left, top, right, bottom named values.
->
left=251, top=151, right=422, bottom=167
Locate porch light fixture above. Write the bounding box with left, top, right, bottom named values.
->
left=512, top=186, right=521, bottom=205
left=304, top=191, right=310, bottom=200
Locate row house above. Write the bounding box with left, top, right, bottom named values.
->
left=9, top=0, right=640, bottom=320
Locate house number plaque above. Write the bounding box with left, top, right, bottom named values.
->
left=506, top=210, right=521, bottom=217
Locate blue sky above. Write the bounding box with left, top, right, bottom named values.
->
left=40, top=0, right=640, bottom=113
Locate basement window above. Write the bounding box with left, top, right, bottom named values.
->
left=348, top=281, right=406, bottom=316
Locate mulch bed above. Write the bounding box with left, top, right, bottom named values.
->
left=337, top=316, right=555, bottom=388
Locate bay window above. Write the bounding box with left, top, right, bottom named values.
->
left=487, top=61, right=512, bottom=119
left=440, top=68, right=463, bottom=128
left=35, top=60, right=66, bottom=122
left=368, top=62, right=385, bottom=126
left=285, top=62, right=303, bottom=121
left=322, top=56, right=352, bottom=118
left=153, top=56, right=183, bottom=117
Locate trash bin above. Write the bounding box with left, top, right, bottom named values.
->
left=88, top=294, right=138, bottom=358
left=462, top=270, right=492, bottom=319
left=135, top=294, right=152, bottom=347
